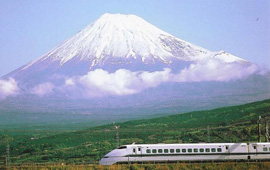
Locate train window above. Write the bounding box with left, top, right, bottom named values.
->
left=188, top=149, right=192, bottom=153
left=138, top=148, right=141, bottom=151
left=263, top=147, right=267, bottom=151
left=133, top=148, right=136, bottom=153
left=152, top=149, right=157, bottom=153
left=182, top=149, right=186, bottom=153
left=200, top=148, right=204, bottom=152
left=253, top=146, right=256, bottom=149
left=158, top=149, right=162, bottom=153
left=206, top=148, right=210, bottom=152
left=170, top=149, right=174, bottom=153
left=211, top=148, right=216, bottom=152
left=118, top=146, right=127, bottom=149
left=146, top=149, right=151, bottom=153
left=176, top=149, right=180, bottom=153
left=194, top=148, right=198, bottom=153
left=217, top=148, right=222, bottom=152
left=226, top=146, right=228, bottom=150
left=164, top=149, right=168, bottom=153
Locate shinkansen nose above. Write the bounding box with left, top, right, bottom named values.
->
left=105, top=145, right=129, bottom=157
left=100, top=145, right=130, bottom=165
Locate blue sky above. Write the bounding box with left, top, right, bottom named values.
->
left=0, top=0, right=269, bottom=77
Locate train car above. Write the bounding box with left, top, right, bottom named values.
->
left=99, top=142, right=270, bottom=165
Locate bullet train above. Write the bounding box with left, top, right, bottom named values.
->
left=100, top=142, right=270, bottom=165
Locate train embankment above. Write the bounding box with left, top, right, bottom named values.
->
left=3, top=161, right=270, bottom=170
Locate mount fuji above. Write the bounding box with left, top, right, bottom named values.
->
left=0, top=13, right=269, bottom=123
left=4, top=13, right=250, bottom=83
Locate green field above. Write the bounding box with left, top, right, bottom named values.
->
left=0, top=99, right=269, bottom=164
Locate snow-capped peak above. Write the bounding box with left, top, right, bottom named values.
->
left=20, top=13, right=246, bottom=72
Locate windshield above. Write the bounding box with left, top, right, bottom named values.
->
left=117, top=146, right=127, bottom=149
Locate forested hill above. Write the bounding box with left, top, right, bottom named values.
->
left=0, top=99, right=269, bottom=163
left=118, top=98, right=270, bottom=129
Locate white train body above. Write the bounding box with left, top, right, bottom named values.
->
left=100, top=142, right=270, bottom=165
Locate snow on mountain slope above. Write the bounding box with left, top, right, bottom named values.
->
left=18, top=13, right=246, bottom=72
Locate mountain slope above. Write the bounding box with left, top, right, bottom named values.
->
left=4, top=13, right=247, bottom=82
left=17, top=14, right=246, bottom=67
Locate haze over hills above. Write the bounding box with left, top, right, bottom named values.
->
left=0, top=13, right=269, bottom=123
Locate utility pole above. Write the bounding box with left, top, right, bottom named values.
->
left=116, top=129, right=119, bottom=148
left=207, top=125, right=210, bottom=143
left=258, top=116, right=261, bottom=142
left=265, top=117, right=270, bottom=142
left=113, top=122, right=120, bottom=148
left=6, top=143, right=10, bottom=168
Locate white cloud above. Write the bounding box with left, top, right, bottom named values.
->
left=139, top=68, right=172, bottom=87
left=66, top=68, right=171, bottom=97
left=31, top=82, right=54, bottom=97
left=0, top=78, right=20, bottom=99
left=173, top=59, right=258, bottom=82
left=62, top=59, right=259, bottom=98
left=65, top=78, right=75, bottom=86
left=29, top=57, right=259, bottom=98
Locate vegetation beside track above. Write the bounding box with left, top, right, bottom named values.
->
left=4, top=162, right=270, bottom=170
left=0, top=99, right=269, bottom=164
